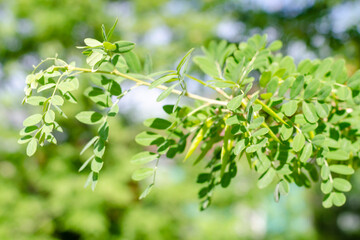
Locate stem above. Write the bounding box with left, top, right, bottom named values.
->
left=255, top=99, right=289, bottom=126
left=240, top=97, right=281, bottom=143
left=185, top=74, right=231, bottom=99
left=238, top=51, right=258, bottom=85
left=186, top=102, right=212, bottom=118
left=68, top=66, right=227, bottom=106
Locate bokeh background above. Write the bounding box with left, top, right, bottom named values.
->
left=1, top=0, right=360, bottom=239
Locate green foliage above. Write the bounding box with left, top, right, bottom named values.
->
left=20, top=23, right=360, bottom=210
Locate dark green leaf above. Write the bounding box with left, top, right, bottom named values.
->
left=143, top=118, right=172, bottom=130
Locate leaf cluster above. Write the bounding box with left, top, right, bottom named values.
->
left=19, top=22, right=360, bottom=209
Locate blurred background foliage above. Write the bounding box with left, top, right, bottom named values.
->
left=0, top=0, right=360, bottom=239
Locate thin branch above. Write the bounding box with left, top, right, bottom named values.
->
left=185, top=74, right=231, bottom=99
left=67, top=66, right=228, bottom=106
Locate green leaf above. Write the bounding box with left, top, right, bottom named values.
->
left=44, top=110, right=55, bottom=123
left=91, top=172, right=99, bottom=191
left=348, top=70, right=360, bottom=90
left=84, top=38, right=102, bottom=47
left=278, top=77, right=292, bottom=97
left=80, top=136, right=99, bottom=155
left=333, top=178, right=352, bottom=192
left=278, top=180, right=289, bottom=195
left=139, top=184, right=154, bottom=199
left=321, top=164, right=330, bottom=180
left=280, top=56, right=296, bottom=74
left=114, top=41, right=135, bottom=53
left=122, top=51, right=141, bottom=73
left=268, top=40, right=282, bottom=51
left=93, top=139, right=106, bottom=158
left=26, top=96, right=47, bottom=106
left=227, top=94, right=244, bottom=111
left=209, top=80, right=235, bottom=88
left=282, top=100, right=298, bottom=117
left=101, top=24, right=107, bottom=41
left=84, top=87, right=112, bottom=107
left=108, top=104, right=119, bottom=117
left=38, top=83, right=56, bottom=92
left=329, top=165, right=355, bottom=175
left=135, top=131, right=164, bottom=146
left=257, top=168, right=276, bottom=189
left=260, top=93, right=272, bottom=100
left=86, top=51, right=103, bottom=67
left=280, top=125, right=293, bottom=141
left=293, top=132, right=305, bottom=152
left=266, top=77, right=279, bottom=94
left=332, top=59, right=347, bottom=84
left=325, top=150, right=349, bottom=161
left=132, top=168, right=154, bottom=181
left=321, top=180, right=333, bottom=194
left=51, top=95, right=64, bottom=106
left=144, top=118, right=172, bottom=130
left=193, top=56, right=220, bottom=78
left=248, top=116, right=264, bottom=129
left=108, top=80, right=122, bottom=96
left=304, top=79, right=320, bottom=99
left=103, top=41, right=116, bottom=51
left=58, top=78, right=79, bottom=93
left=149, top=75, right=177, bottom=89
left=290, top=75, right=304, bottom=99
left=156, top=83, right=178, bottom=102
left=336, top=86, right=351, bottom=101
left=314, top=101, right=330, bottom=119
left=131, top=151, right=159, bottom=165
left=312, top=135, right=326, bottom=147
left=322, top=194, right=333, bottom=208
left=79, top=155, right=95, bottom=172
left=106, top=18, right=118, bottom=40
left=234, top=139, right=246, bottom=155
left=26, top=138, right=37, bottom=157
left=252, top=128, right=269, bottom=137
left=19, top=126, right=38, bottom=136
left=91, top=157, right=104, bottom=173
left=332, top=192, right=346, bottom=207
left=318, top=85, right=332, bottom=101
left=259, top=71, right=271, bottom=87
left=302, top=102, right=319, bottom=123
left=75, top=111, right=104, bottom=125
left=300, top=143, right=313, bottom=163
left=177, top=48, right=194, bottom=74
left=23, top=114, right=42, bottom=126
